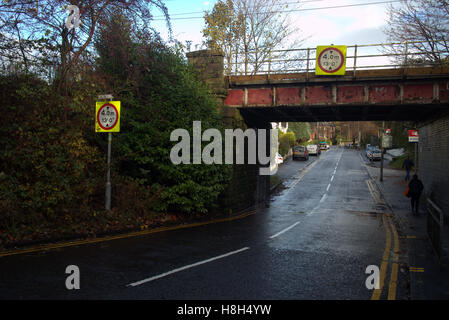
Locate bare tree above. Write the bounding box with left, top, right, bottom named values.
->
left=203, top=0, right=304, bottom=75
left=0, top=0, right=170, bottom=92
left=384, top=0, right=449, bottom=65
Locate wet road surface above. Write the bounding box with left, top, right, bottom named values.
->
left=0, top=147, right=407, bottom=299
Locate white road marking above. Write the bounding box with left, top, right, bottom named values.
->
left=269, top=221, right=301, bottom=239
left=320, top=193, right=328, bottom=203
left=127, top=247, right=250, bottom=287
left=326, top=183, right=331, bottom=191
left=307, top=206, right=319, bottom=216
left=286, top=158, right=320, bottom=190
left=330, top=175, right=334, bottom=182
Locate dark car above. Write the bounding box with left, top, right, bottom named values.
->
left=319, top=142, right=327, bottom=150
left=292, top=146, right=309, bottom=160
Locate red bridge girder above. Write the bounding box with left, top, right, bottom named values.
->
left=223, top=67, right=449, bottom=123
left=225, top=81, right=449, bottom=107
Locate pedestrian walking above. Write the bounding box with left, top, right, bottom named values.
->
left=408, top=174, right=424, bottom=215
left=402, top=156, right=414, bottom=181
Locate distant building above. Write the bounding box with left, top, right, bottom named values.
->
left=310, top=122, right=335, bottom=141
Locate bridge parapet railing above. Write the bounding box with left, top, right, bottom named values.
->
left=228, top=40, right=449, bottom=77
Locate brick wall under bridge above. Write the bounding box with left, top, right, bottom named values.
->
left=418, top=110, right=449, bottom=224
left=187, top=50, right=271, bottom=215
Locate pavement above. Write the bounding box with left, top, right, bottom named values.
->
left=362, top=153, right=449, bottom=300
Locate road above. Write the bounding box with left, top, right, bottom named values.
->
left=0, top=147, right=408, bottom=300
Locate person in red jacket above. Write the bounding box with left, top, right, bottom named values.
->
left=408, top=174, right=424, bottom=215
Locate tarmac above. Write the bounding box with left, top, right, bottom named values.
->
left=365, top=162, right=449, bottom=300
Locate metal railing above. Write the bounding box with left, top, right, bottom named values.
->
left=227, top=40, right=449, bottom=76
left=427, top=198, right=445, bottom=269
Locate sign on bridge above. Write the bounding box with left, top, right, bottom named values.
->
left=315, top=45, right=347, bottom=76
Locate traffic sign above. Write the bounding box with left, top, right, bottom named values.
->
left=96, top=101, right=120, bottom=132
left=315, top=45, right=347, bottom=75
left=408, top=130, right=419, bottom=142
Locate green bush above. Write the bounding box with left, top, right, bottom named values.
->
left=0, top=13, right=233, bottom=247
left=0, top=75, right=106, bottom=240
left=95, top=15, right=230, bottom=214
left=279, top=131, right=296, bottom=156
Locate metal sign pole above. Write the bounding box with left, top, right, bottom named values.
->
left=97, top=94, right=114, bottom=211
left=408, top=129, right=419, bottom=175
left=380, top=123, right=384, bottom=182
left=380, top=147, right=384, bottom=182
left=414, top=142, right=418, bottom=174
left=106, top=132, right=112, bottom=210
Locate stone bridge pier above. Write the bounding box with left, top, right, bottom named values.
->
left=186, top=49, right=272, bottom=214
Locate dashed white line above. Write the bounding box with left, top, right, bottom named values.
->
left=269, top=221, right=301, bottom=239
left=286, top=158, right=320, bottom=190
left=128, top=150, right=347, bottom=288
left=320, top=193, right=328, bottom=203
left=127, top=247, right=250, bottom=287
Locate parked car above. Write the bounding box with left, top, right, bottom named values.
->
left=275, top=152, right=284, bottom=164
left=307, top=144, right=321, bottom=156
left=365, top=148, right=372, bottom=159
left=319, top=142, right=328, bottom=150
left=370, top=148, right=382, bottom=161
left=366, top=144, right=378, bottom=152
left=365, top=144, right=376, bottom=158
left=293, top=146, right=309, bottom=161
left=366, top=148, right=382, bottom=161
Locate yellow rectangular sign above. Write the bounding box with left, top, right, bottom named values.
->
left=95, top=101, right=121, bottom=132
left=315, top=45, right=347, bottom=75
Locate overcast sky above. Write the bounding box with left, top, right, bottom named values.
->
left=151, top=0, right=398, bottom=49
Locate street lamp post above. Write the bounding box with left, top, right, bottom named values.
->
left=380, top=122, right=385, bottom=182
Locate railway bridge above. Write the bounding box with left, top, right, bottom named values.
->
left=187, top=44, right=449, bottom=219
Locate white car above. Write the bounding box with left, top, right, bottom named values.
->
left=307, top=144, right=321, bottom=156
left=275, top=152, right=283, bottom=164
left=368, top=148, right=382, bottom=161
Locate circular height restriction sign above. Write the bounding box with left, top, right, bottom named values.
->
left=95, top=101, right=120, bottom=132
left=315, top=45, right=347, bottom=76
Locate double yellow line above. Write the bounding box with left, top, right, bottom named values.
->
left=409, top=266, right=424, bottom=273
left=0, top=209, right=256, bottom=258
left=366, top=179, right=384, bottom=206
left=367, top=178, right=400, bottom=300
left=371, top=214, right=400, bottom=300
